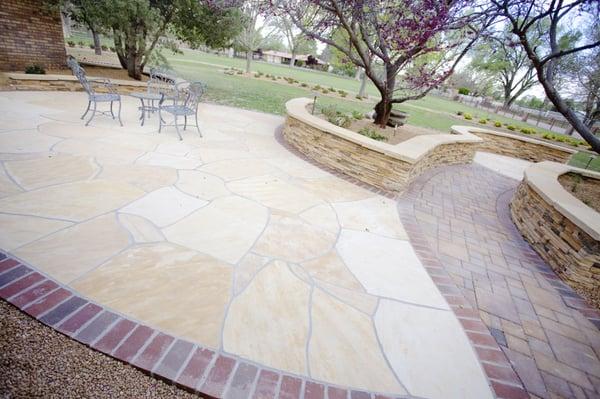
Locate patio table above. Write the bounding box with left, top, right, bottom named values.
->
left=130, top=92, right=163, bottom=126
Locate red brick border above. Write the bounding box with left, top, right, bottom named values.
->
left=0, top=251, right=409, bottom=399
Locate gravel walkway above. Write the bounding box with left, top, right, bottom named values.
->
left=0, top=300, right=201, bottom=399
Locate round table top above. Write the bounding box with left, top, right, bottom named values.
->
left=130, top=92, right=163, bottom=100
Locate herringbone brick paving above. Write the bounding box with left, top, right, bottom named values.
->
left=404, top=163, right=600, bottom=398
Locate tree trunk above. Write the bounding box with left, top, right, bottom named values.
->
left=289, top=53, right=296, bottom=67
left=92, top=29, right=101, bottom=55
left=246, top=51, right=252, bottom=73
left=358, top=69, right=367, bottom=97
left=126, top=50, right=142, bottom=80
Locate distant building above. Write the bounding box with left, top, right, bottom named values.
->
left=255, top=50, right=328, bottom=70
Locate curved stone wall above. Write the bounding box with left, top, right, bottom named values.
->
left=451, top=126, right=577, bottom=163
left=283, top=98, right=483, bottom=193
left=4, top=72, right=147, bottom=94
left=510, top=162, right=600, bottom=301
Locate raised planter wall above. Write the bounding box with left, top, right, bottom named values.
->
left=3, top=73, right=147, bottom=94
left=283, top=98, right=482, bottom=193
left=451, top=126, right=576, bottom=163
left=510, top=162, right=600, bottom=300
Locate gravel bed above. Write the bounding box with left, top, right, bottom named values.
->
left=0, top=300, right=201, bottom=398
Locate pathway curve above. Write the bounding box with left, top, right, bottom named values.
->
left=0, top=91, right=493, bottom=399
left=399, top=162, right=600, bottom=398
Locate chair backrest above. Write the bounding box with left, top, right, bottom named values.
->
left=66, top=56, right=94, bottom=95
left=177, top=81, right=206, bottom=110
left=150, top=67, right=177, bottom=84
left=148, top=77, right=176, bottom=98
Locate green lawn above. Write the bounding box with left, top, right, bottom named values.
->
left=569, top=151, right=600, bottom=172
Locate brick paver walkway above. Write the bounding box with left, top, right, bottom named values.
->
left=400, top=163, right=600, bottom=398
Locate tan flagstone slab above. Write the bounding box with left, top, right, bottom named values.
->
left=193, top=148, right=254, bottom=163
left=296, top=177, right=376, bottom=202
left=72, top=243, right=232, bottom=348
left=54, top=139, right=145, bottom=165
left=233, top=252, right=270, bottom=295
left=5, top=154, right=98, bottom=190
left=97, top=164, right=178, bottom=192
left=200, top=159, right=282, bottom=181
left=156, top=141, right=194, bottom=157
left=0, top=169, right=22, bottom=198
left=301, top=250, right=363, bottom=292
left=38, top=121, right=110, bottom=139
left=336, top=230, right=448, bottom=309
left=0, top=130, right=62, bottom=154
left=0, top=213, right=72, bottom=251
left=309, top=289, right=405, bottom=393
left=135, top=152, right=201, bottom=170
left=263, top=157, right=332, bottom=179
left=333, top=197, right=407, bottom=239
left=314, top=279, right=377, bottom=316
left=375, top=300, right=494, bottom=399
left=176, top=170, right=230, bottom=200
left=0, top=179, right=144, bottom=222
left=14, top=214, right=130, bottom=283
left=96, top=133, right=162, bottom=152
left=227, top=175, right=323, bottom=214
left=120, top=187, right=208, bottom=228
left=117, top=213, right=164, bottom=243
left=163, top=195, right=268, bottom=264
left=223, top=260, right=310, bottom=375
left=299, top=204, right=339, bottom=235
left=253, top=216, right=336, bottom=263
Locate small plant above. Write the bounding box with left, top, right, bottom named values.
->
left=312, top=84, right=322, bottom=91
left=352, top=110, right=364, bottom=120
left=321, top=89, right=329, bottom=94
left=300, top=82, right=308, bottom=87
left=463, top=113, right=472, bottom=120
left=359, top=127, right=387, bottom=141
left=109, top=46, right=116, bottom=52
left=254, top=73, right=261, bottom=78
left=321, top=105, right=352, bottom=128
left=101, top=44, right=108, bottom=51
left=67, top=40, right=76, bottom=47
left=236, top=70, right=244, bottom=75
left=329, top=86, right=336, bottom=91
left=24, top=65, right=45, bottom=74
left=89, top=44, right=95, bottom=49
left=355, top=94, right=363, bottom=100
left=520, top=127, right=535, bottom=135
left=78, top=40, right=85, bottom=46
left=478, top=119, right=487, bottom=124
left=458, top=87, right=470, bottom=95
left=494, top=121, right=502, bottom=127
left=456, top=111, right=463, bottom=116
left=340, top=92, right=347, bottom=97
left=542, top=133, right=554, bottom=140
left=271, top=76, right=277, bottom=80
left=507, top=125, right=516, bottom=131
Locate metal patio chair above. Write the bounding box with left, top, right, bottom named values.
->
left=67, top=56, right=122, bottom=126
left=158, top=81, right=206, bottom=140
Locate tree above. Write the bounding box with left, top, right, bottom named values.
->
left=470, top=28, right=539, bottom=107
left=274, top=0, right=492, bottom=126
left=491, top=0, right=600, bottom=153
left=273, top=16, right=311, bottom=67
left=570, top=25, right=600, bottom=129
left=234, top=0, right=278, bottom=73
left=63, top=0, right=105, bottom=55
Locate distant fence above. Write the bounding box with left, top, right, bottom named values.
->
left=432, top=89, right=599, bottom=138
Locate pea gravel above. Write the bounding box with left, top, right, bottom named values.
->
left=0, top=300, right=202, bottom=398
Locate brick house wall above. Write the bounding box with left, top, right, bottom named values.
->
left=0, top=0, right=67, bottom=71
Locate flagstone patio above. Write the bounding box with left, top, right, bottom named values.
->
left=1, top=91, right=597, bottom=399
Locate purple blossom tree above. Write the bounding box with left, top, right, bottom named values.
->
left=272, top=0, right=493, bottom=126
left=490, top=0, right=600, bottom=153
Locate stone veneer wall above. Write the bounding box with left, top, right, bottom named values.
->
left=0, top=0, right=67, bottom=71
left=511, top=181, right=600, bottom=300
left=4, top=74, right=146, bottom=94
left=282, top=116, right=477, bottom=193
left=470, top=131, right=573, bottom=163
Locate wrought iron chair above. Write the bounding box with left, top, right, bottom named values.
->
left=66, top=56, right=122, bottom=126
left=159, top=81, right=206, bottom=140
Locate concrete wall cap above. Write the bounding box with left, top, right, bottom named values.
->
left=523, top=161, right=600, bottom=240
left=5, top=72, right=148, bottom=87
left=451, top=125, right=578, bottom=155
left=286, top=97, right=482, bottom=164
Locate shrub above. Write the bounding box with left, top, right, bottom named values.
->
left=494, top=121, right=502, bottom=127
left=507, top=125, right=516, bottom=131
left=329, top=87, right=336, bottom=91
left=478, top=119, right=487, bottom=124
left=78, top=40, right=85, bottom=46
left=236, top=70, right=243, bottom=75
left=351, top=110, right=364, bottom=120
left=355, top=94, right=363, bottom=100
left=24, top=65, right=45, bottom=74
left=67, top=40, right=76, bottom=47
left=321, top=105, right=352, bottom=128
left=101, top=44, right=108, bottom=51
left=463, top=113, right=472, bottom=120
left=109, top=46, right=116, bottom=52
left=322, top=89, right=329, bottom=94
left=458, top=87, right=470, bottom=95
left=300, top=82, right=308, bottom=87
left=340, top=92, right=347, bottom=97
left=254, top=73, right=261, bottom=78
left=359, top=127, right=387, bottom=141
left=89, top=44, right=95, bottom=49
left=312, top=84, right=322, bottom=90
left=456, top=111, right=463, bottom=116
left=520, top=127, right=535, bottom=135
left=338, top=89, right=346, bottom=95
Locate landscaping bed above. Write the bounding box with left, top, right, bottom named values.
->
left=559, top=172, right=600, bottom=212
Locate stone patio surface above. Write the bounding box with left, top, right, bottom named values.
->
left=0, top=91, right=598, bottom=399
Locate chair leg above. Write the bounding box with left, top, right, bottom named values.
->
left=81, top=100, right=91, bottom=120
left=117, top=100, right=123, bottom=127
left=110, top=101, right=115, bottom=119
left=85, top=101, right=97, bottom=126
left=158, top=108, right=163, bottom=133
left=184, top=115, right=187, bottom=130
left=174, top=115, right=182, bottom=140
left=195, top=113, right=202, bottom=137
